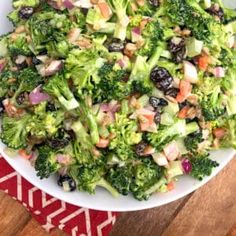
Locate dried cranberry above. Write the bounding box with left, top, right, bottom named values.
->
left=154, top=112, right=161, bottom=124
left=150, top=67, right=173, bottom=91
left=164, top=88, right=179, bottom=98
left=135, top=141, right=148, bottom=156
left=18, top=7, right=34, bottom=19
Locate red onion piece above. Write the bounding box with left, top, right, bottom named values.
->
left=29, top=86, right=50, bottom=105
left=212, top=67, right=225, bottom=78
left=132, top=27, right=141, bottom=35
left=63, top=0, right=74, bottom=9
left=182, top=158, right=192, bottom=174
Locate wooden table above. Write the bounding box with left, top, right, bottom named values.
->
left=1, top=156, right=236, bottom=236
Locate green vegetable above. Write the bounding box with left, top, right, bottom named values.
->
left=70, top=164, right=119, bottom=197
left=43, top=74, right=79, bottom=111
left=147, top=119, right=200, bottom=151
left=1, top=114, right=31, bottom=149
left=35, top=145, right=61, bottom=179
left=189, top=154, right=219, bottom=180
left=13, top=0, right=40, bottom=8
left=107, top=0, right=129, bottom=40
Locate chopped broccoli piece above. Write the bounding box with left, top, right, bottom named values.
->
left=184, top=131, right=204, bottom=153
left=138, top=20, right=164, bottom=58
left=131, top=158, right=165, bottom=200
left=70, top=164, right=119, bottom=197
left=147, top=119, right=199, bottom=151
left=189, top=154, right=219, bottom=180
left=106, top=165, right=133, bottom=195
left=43, top=75, right=79, bottom=111
left=13, top=0, right=40, bottom=8
left=1, top=114, right=31, bottom=149
left=107, top=0, right=129, bottom=40
left=109, top=113, right=142, bottom=160
left=35, top=145, right=61, bottom=179
left=94, top=62, right=130, bottom=102
left=8, top=34, right=32, bottom=56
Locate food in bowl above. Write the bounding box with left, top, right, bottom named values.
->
left=0, top=0, right=235, bottom=201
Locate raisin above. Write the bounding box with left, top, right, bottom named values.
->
left=46, top=102, right=56, bottom=112
left=173, top=47, right=186, bottom=63
left=206, top=4, right=224, bottom=21
left=154, top=112, right=161, bottom=124
left=135, top=141, right=148, bottom=156
left=149, top=96, right=160, bottom=108
left=168, top=37, right=185, bottom=53
left=47, top=138, right=70, bottom=149
left=168, top=37, right=186, bottom=63
left=0, top=97, right=5, bottom=114
left=16, top=92, right=27, bottom=105
left=164, top=88, right=179, bottom=98
left=158, top=98, right=168, bottom=106
left=57, top=175, right=76, bottom=192
left=108, top=38, right=125, bottom=52
left=18, top=7, right=34, bottom=19
left=150, top=67, right=173, bottom=91
left=32, top=56, right=42, bottom=66
left=149, top=0, right=159, bottom=7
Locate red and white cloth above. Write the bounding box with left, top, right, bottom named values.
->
left=0, top=156, right=118, bottom=236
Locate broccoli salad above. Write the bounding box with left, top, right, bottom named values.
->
left=0, top=0, right=235, bottom=200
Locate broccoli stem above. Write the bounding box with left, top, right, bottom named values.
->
left=87, top=113, right=99, bottom=145
left=185, top=122, right=200, bottom=136
left=97, top=178, right=120, bottom=198
left=145, top=177, right=167, bottom=195
left=148, top=43, right=165, bottom=69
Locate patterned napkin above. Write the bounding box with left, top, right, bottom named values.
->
left=0, top=156, right=118, bottom=236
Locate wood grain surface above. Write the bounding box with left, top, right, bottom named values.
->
left=0, top=156, right=236, bottom=236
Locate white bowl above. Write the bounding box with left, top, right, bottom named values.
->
left=0, top=0, right=235, bottom=212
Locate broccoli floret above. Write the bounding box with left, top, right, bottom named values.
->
left=43, top=75, right=79, bottom=111
left=70, top=164, right=119, bottom=197
left=184, top=131, right=204, bottom=153
left=138, top=20, right=164, bottom=58
left=147, top=119, right=199, bottom=151
left=73, top=9, right=87, bottom=31
left=201, top=94, right=225, bottom=121
left=106, top=165, right=133, bottom=195
left=189, top=154, right=219, bottom=180
left=94, top=63, right=130, bottom=102
left=216, top=115, right=236, bottom=149
left=35, top=145, right=61, bottom=179
left=7, top=10, right=21, bottom=26
left=161, top=0, right=212, bottom=42
left=65, top=49, right=104, bottom=96
left=131, top=158, right=165, bottom=200
left=0, top=70, right=19, bottom=97
left=46, top=40, right=70, bottom=58
left=8, top=34, right=32, bottom=56
left=11, top=68, right=42, bottom=106
left=136, top=1, right=157, bottom=17
left=129, top=14, right=143, bottom=27
left=109, top=113, right=142, bottom=160
left=107, top=0, right=129, bottom=40
left=13, top=0, right=40, bottom=8
left=0, top=114, right=31, bottom=149
left=128, top=43, right=165, bottom=93
left=131, top=80, right=152, bottom=95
